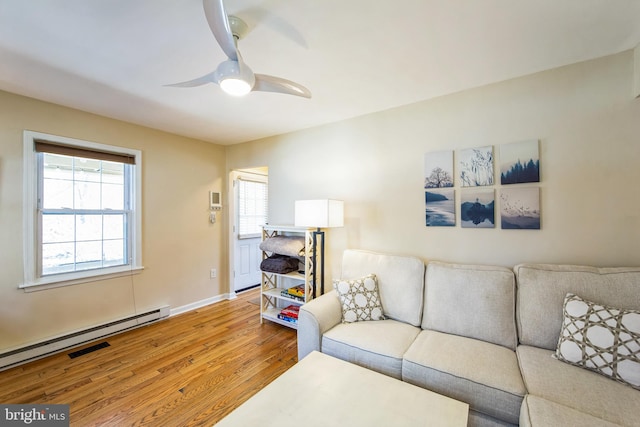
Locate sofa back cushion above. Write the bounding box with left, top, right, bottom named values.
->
left=422, top=262, right=517, bottom=350
left=515, top=263, right=640, bottom=350
left=340, top=249, right=425, bottom=327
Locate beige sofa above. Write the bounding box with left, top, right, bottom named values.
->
left=297, top=249, right=640, bottom=427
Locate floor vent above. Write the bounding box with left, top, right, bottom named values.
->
left=0, top=305, right=170, bottom=371
left=68, top=341, right=110, bottom=359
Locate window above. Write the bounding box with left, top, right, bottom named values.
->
left=237, top=177, right=268, bottom=239
left=22, top=131, right=142, bottom=290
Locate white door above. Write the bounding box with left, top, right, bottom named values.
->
left=232, top=171, right=268, bottom=292
left=234, top=236, right=261, bottom=291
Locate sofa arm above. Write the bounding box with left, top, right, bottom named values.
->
left=297, top=290, right=342, bottom=360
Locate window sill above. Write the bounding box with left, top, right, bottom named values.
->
left=20, top=265, right=145, bottom=292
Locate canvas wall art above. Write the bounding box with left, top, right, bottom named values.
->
left=500, top=187, right=540, bottom=229
left=458, top=146, right=494, bottom=187
left=424, top=150, right=454, bottom=188
left=500, top=139, right=540, bottom=184
left=461, top=189, right=495, bottom=228
left=425, top=189, right=455, bottom=227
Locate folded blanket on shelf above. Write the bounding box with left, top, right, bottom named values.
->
left=260, top=254, right=300, bottom=274
left=259, top=236, right=306, bottom=257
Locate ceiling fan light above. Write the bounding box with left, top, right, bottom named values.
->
left=216, top=59, right=255, bottom=97
left=220, top=77, right=252, bottom=96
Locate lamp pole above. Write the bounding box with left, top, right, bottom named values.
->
left=311, top=228, right=325, bottom=297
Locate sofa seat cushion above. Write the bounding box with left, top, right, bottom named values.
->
left=520, top=395, right=622, bottom=427
left=468, top=410, right=517, bottom=427
left=402, top=330, right=525, bottom=425
left=517, top=345, right=640, bottom=426
left=322, top=319, right=420, bottom=379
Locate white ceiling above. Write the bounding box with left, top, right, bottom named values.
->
left=1, top=0, right=639, bottom=145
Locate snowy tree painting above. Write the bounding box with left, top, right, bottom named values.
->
left=458, top=146, right=494, bottom=187
left=424, top=150, right=454, bottom=188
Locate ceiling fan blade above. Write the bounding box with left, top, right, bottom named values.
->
left=203, top=0, right=238, bottom=61
left=236, top=5, right=307, bottom=49
left=253, top=74, right=311, bottom=98
left=165, top=71, right=219, bottom=88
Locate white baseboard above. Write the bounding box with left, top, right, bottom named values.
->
left=169, top=293, right=236, bottom=317
left=0, top=306, right=169, bottom=371
left=0, top=292, right=238, bottom=371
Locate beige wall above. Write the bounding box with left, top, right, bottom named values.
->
left=2, top=49, right=639, bottom=353
left=0, top=91, right=227, bottom=351
left=227, top=50, right=640, bottom=281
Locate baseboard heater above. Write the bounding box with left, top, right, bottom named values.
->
left=0, top=306, right=170, bottom=371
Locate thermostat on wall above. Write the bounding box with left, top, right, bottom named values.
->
left=210, top=191, right=222, bottom=210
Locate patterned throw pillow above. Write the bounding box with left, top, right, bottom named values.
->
left=333, top=274, right=385, bottom=323
left=555, top=293, right=640, bottom=390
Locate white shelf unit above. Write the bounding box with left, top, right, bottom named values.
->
left=260, top=225, right=318, bottom=329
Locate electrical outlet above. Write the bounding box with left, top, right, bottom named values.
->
left=210, top=268, right=217, bottom=279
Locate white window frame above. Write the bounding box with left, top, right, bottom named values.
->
left=236, top=175, right=268, bottom=239
left=21, top=131, right=143, bottom=292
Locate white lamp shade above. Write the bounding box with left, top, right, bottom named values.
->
left=294, top=200, right=344, bottom=228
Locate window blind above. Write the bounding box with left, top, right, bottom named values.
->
left=35, top=139, right=136, bottom=164
left=238, top=178, right=268, bottom=238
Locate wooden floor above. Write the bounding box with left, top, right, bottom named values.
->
left=0, top=288, right=299, bottom=426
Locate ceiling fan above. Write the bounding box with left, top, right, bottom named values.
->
left=168, top=0, right=311, bottom=98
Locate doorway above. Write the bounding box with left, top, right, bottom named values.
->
left=229, top=168, right=268, bottom=294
